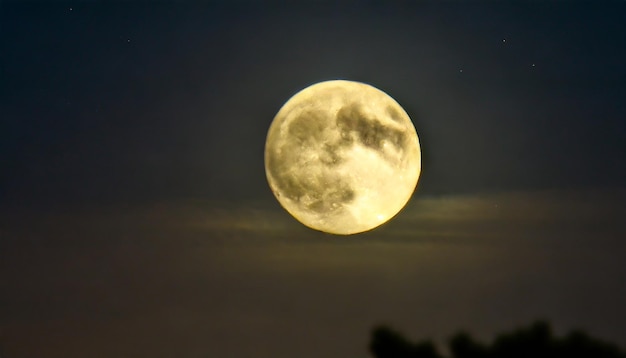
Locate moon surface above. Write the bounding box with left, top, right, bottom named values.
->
left=265, top=80, right=421, bottom=235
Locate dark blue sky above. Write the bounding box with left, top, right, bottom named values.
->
left=2, top=1, right=625, bottom=208
left=1, top=2, right=625, bottom=358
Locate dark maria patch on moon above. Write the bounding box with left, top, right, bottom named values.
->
left=386, top=104, right=403, bottom=122
left=335, top=103, right=407, bottom=155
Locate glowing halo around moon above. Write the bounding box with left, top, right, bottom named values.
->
left=264, top=80, right=421, bottom=235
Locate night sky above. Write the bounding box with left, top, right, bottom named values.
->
left=1, top=1, right=625, bottom=357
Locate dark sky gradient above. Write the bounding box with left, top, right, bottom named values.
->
left=3, top=1, right=625, bottom=206
left=1, top=1, right=625, bottom=357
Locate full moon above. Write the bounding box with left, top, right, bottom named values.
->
left=265, top=80, right=421, bottom=235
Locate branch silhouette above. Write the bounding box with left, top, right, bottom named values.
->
left=369, top=321, right=624, bottom=358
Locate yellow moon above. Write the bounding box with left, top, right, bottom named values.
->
left=264, top=80, right=421, bottom=235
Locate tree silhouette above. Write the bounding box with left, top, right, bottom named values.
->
left=371, top=326, right=442, bottom=358
left=369, top=321, right=624, bottom=358
left=449, top=332, right=488, bottom=358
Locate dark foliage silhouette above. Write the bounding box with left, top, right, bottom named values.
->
left=369, top=321, right=624, bottom=358
left=371, top=326, right=442, bottom=358
left=449, top=332, right=488, bottom=358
